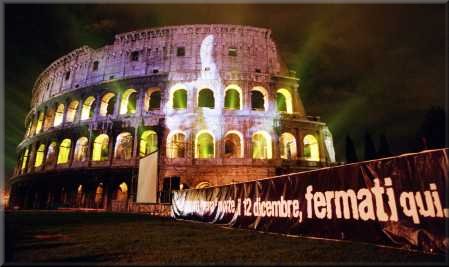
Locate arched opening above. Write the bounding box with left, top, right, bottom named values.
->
left=81, top=96, right=95, bottom=120
left=252, top=131, right=272, bottom=159
left=74, top=137, right=89, bottom=162
left=116, top=182, right=128, bottom=202
left=195, top=131, right=215, bottom=159
left=224, top=131, right=243, bottom=158
left=46, top=141, right=58, bottom=166
left=57, top=139, right=72, bottom=164
left=53, top=103, right=65, bottom=127
left=21, top=148, right=29, bottom=171
left=276, top=88, right=293, bottom=113
left=224, top=85, right=242, bottom=110
left=44, top=106, right=55, bottom=130
left=76, top=184, right=84, bottom=207
left=144, top=88, right=161, bottom=111
left=167, top=131, right=186, bottom=158
left=120, top=89, right=137, bottom=115
left=140, top=130, right=158, bottom=156
left=251, top=86, right=268, bottom=111
left=198, top=88, right=215, bottom=108
left=172, top=89, right=187, bottom=109
left=304, top=135, right=320, bottom=161
left=66, top=100, right=79, bottom=123
left=92, top=134, right=109, bottom=161
left=195, top=181, right=211, bottom=189
left=114, top=132, right=133, bottom=160
left=94, top=183, right=104, bottom=208
left=280, top=132, right=297, bottom=160
left=26, top=120, right=32, bottom=137
left=34, top=144, right=45, bottom=167
left=99, top=92, right=116, bottom=116
left=35, top=112, right=44, bottom=134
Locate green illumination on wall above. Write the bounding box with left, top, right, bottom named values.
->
left=196, top=132, right=214, bottom=158
left=139, top=130, right=158, bottom=156
left=224, top=89, right=240, bottom=110
left=173, top=89, right=187, bottom=109
left=81, top=96, right=95, bottom=120
left=198, top=88, right=214, bottom=108
left=304, top=134, right=319, bottom=161
left=276, top=92, right=287, bottom=112
left=252, top=131, right=272, bottom=159
left=120, top=89, right=137, bottom=114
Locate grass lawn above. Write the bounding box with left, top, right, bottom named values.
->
left=4, top=211, right=447, bottom=265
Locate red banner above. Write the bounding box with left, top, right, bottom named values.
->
left=172, top=149, right=449, bottom=253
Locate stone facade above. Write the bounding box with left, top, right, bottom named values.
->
left=9, top=24, right=336, bottom=211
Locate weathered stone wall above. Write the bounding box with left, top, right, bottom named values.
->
left=31, top=25, right=281, bottom=110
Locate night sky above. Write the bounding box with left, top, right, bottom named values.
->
left=4, top=4, right=447, bottom=182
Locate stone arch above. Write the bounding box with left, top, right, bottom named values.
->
left=53, top=103, right=65, bottom=127
left=114, top=132, right=133, bottom=160
left=81, top=96, right=95, bottom=120
left=94, top=183, right=104, bottom=208
left=224, top=84, right=242, bottom=110
left=195, top=130, right=215, bottom=158
left=115, top=182, right=128, bottom=202
left=144, top=87, right=161, bottom=111
left=276, top=88, right=293, bottom=113
left=167, top=130, right=186, bottom=158
left=195, top=181, right=211, bottom=189
left=46, top=141, right=58, bottom=166
left=76, top=184, right=85, bottom=207
left=252, top=130, right=272, bottom=159
left=224, top=130, right=243, bottom=158
left=74, top=137, right=89, bottom=162
left=140, top=130, right=158, bottom=156
left=251, top=86, right=268, bottom=111
left=99, top=92, right=116, bottom=116
left=43, top=105, right=56, bottom=130
left=21, top=147, right=30, bottom=172
left=280, top=132, right=297, bottom=160
left=169, top=84, right=188, bottom=109
left=35, top=111, right=44, bottom=134
left=92, top=134, right=109, bottom=161
left=57, top=139, right=72, bottom=164
left=303, top=134, right=319, bottom=161
left=66, top=100, right=79, bottom=123
left=120, top=88, right=137, bottom=115
left=34, top=143, right=46, bottom=167
left=197, top=88, right=215, bottom=108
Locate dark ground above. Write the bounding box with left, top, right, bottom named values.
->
left=3, top=211, right=447, bottom=265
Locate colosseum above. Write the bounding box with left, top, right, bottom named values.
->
left=8, top=24, right=337, bottom=211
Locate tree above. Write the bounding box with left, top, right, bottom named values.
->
left=345, top=135, right=358, bottom=163
left=417, top=106, right=446, bottom=150
left=363, top=131, right=377, bottom=160
left=378, top=133, right=392, bottom=158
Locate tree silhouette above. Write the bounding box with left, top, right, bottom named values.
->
left=378, top=133, right=392, bottom=158
left=363, top=131, right=377, bottom=160
left=417, top=106, right=446, bottom=150
left=345, top=135, right=358, bottom=163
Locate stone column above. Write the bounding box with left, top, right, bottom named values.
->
left=92, top=93, right=101, bottom=121
left=113, top=92, right=122, bottom=118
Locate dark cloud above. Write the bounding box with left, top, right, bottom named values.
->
left=4, top=4, right=446, bottom=181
